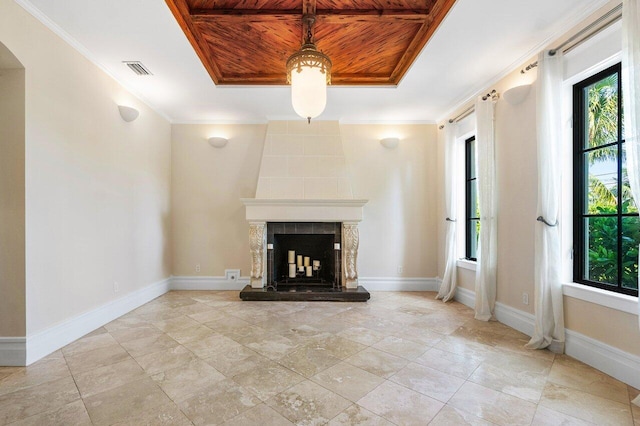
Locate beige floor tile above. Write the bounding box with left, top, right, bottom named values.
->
left=0, top=355, right=70, bottom=397
left=202, top=346, right=270, bottom=378
left=278, top=344, right=343, bottom=378
left=410, top=312, right=468, bottom=335
left=266, top=380, right=352, bottom=426
left=152, top=315, right=201, bottom=333
left=64, top=343, right=131, bottom=375
left=120, top=333, right=179, bottom=358
left=451, top=324, right=504, bottom=347
left=310, top=362, right=385, bottom=402
left=469, top=361, right=547, bottom=403
left=429, top=405, right=495, bottom=426
left=371, top=335, right=430, bottom=360
left=232, top=358, right=305, bottom=401
left=389, top=362, right=465, bottom=402
left=539, top=382, right=633, bottom=426
left=73, top=358, right=146, bottom=398
left=547, top=355, right=630, bottom=404
left=108, top=322, right=165, bottom=343
left=7, top=399, right=91, bottom=426
left=110, top=401, right=193, bottom=425
left=104, top=315, right=152, bottom=332
left=134, top=344, right=197, bottom=375
left=188, top=308, right=228, bottom=323
left=177, top=378, right=261, bottom=425
left=182, top=333, right=244, bottom=359
left=414, top=347, right=481, bottom=379
left=223, top=403, right=295, bottom=426
left=0, top=375, right=80, bottom=425
left=61, top=332, right=120, bottom=357
left=84, top=377, right=172, bottom=426
left=630, top=386, right=640, bottom=423
left=151, top=358, right=226, bottom=402
left=344, top=347, right=408, bottom=379
left=167, top=324, right=216, bottom=344
left=336, top=326, right=385, bottom=346
left=357, top=380, right=443, bottom=425
left=327, top=404, right=394, bottom=425
left=531, top=405, right=594, bottom=425
left=448, top=381, right=537, bottom=426
left=304, top=335, right=367, bottom=360
left=245, top=334, right=300, bottom=360
left=173, top=301, right=216, bottom=316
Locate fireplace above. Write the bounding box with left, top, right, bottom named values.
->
left=238, top=120, right=369, bottom=301
left=268, top=222, right=341, bottom=288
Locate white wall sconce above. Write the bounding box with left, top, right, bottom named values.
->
left=380, top=137, right=400, bottom=149
left=208, top=136, right=229, bottom=148
left=118, top=105, right=139, bottom=122
left=503, top=84, right=532, bottom=105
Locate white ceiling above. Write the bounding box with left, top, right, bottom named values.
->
left=19, top=0, right=609, bottom=124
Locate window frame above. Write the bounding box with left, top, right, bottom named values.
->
left=572, top=62, right=639, bottom=297
left=465, top=135, right=479, bottom=261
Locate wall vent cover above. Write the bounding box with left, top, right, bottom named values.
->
left=123, top=61, right=152, bottom=76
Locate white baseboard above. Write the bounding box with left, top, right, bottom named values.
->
left=453, top=286, right=476, bottom=309
left=170, top=276, right=249, bottom=291
left=565, top=329, right=640, bottom=390
left=0, top=337, right=27, bottom=366
left=24, top=277, right=171, bottom=365
left=454, top=286, right=640, bottom=389
left=358, top=277, right=439, bottom=291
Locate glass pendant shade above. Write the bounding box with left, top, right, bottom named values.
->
left=290, top=65, right=327, bottom=121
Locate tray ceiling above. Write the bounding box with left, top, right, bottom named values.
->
left=165, top=0, right=456, bottom=86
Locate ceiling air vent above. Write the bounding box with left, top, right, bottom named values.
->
left=123, top=61, right=153, bottom=76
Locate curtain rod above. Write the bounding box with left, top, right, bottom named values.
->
left=439, top=89, right=497, bottom=128
left=521, top=3, right=622, bottom=74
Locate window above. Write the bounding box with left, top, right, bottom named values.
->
left=465, top=136, right=479, bottom=260
left=573, top=63, right=639, bottom=296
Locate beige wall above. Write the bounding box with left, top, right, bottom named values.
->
left=171, top=124, right=267, bottom=276
left=0, top=63, right=26, bottom=337
left=0, top=0, right=172, bottom=335
left=341, top=124, right=438, bottom=278
left=171, top=122, right=439, bottom=279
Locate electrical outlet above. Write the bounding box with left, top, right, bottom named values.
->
left=195, top=264, right=201, bottom=273
left=522, top=292, right=529, bottom=305
left=114, top=281, right=119, bottom=293
left=397, top=266, right=403, bottom=274
left=225, top=269, right=240, bottom=281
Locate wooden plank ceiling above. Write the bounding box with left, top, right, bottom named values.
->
left=165, top=0, right=456, bottom=86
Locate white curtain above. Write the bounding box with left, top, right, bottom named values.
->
left=474, top=97, right=498, bottom=321
left=437, top=123, right=458, bottom=302
left=526, top=50, right=565, bottom=353
left=622, top=0, right=640, bottom=327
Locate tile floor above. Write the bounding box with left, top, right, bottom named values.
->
left=1, top=291, right=638, bottom=425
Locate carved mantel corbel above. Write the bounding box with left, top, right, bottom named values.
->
left=249, top=222, right=266, bottom=288
left=343, top=222, right=359, bottom=289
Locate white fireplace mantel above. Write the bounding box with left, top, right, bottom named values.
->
left=241, top=198, right=368, bottom=223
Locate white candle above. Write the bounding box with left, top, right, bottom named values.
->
left=288, top=250, right=295, bottom=263
left=306, top=266, right=313, bottom=277
left=298, top=265, right=304, bottom=272
left=268, top=244, right=274, bottom=250
left=304, top=256, right=310, bottom=267
left=313, top=260, right=320, bottom=270
left=297, top=255, right=303, bottom=267
left=334, top=243, right=341, bottom=250
left=288, top=263, right=296, bottom=278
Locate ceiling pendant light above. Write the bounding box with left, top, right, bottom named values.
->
left=286, top=13, right=331, bottom=123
